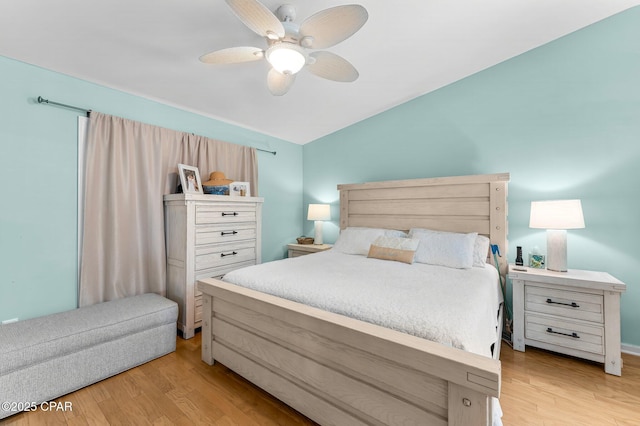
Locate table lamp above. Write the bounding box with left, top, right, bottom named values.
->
left=307, top=204, right=331, bottom=245
left=529, top=199, right=585, bottom=272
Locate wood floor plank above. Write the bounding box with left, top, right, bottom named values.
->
left=3, top=335, right=639, bottom=425
left=163, top=388, right=221, bottom=425
left=58, top=393, right=86, bottom=424
left=499, top=341, right=640, bottom=425
left=149, top=415, right=174, bottom=426
left=71, top=388, right=109, bottom=425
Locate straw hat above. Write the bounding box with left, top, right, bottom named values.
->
left=202, top=171, right=233, bottom=186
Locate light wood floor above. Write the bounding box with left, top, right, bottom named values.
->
left=3, top=334, right=639, bottom=425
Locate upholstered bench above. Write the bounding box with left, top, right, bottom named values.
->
left=0, top=293, right=178, bottom=419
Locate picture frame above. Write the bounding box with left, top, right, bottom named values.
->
left=529, top=253, right=546, bottom=269
left=178, top=164, right=203, bottom=194
left=230, top=181, right=250, bottom=197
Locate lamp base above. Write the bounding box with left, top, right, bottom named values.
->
left=313, top=221, right=324, bottom=245
left=546, top=229, right=567, bottom=272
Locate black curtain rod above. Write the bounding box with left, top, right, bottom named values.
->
left=37, top=96, right=90, bottom=115
left=257, top=147, right=277, bottom=155
left=36, top=95, right=277, bottom=156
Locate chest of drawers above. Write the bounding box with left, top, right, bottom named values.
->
left=509, top=265, right=626, bottom=375
left=164, top=194, right=263, bottom=338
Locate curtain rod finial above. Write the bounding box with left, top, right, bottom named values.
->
left=257, top=148, right=277, bottom=155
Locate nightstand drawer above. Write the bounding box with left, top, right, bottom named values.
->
left=525, top=313, right=604, bottom=355
left=287, top=243, right=333, bottom=258
left=525, top=284, right=603, bottom=323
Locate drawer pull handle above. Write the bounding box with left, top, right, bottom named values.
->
left=220, top=251, right=238, bottom=257
left=546, top=298, right=580, bottom=308
left=222, top=212, right=238, bottom=217
left=546, top=327, right=580, bottom=339
left=221, top=231, right=238, bottom=236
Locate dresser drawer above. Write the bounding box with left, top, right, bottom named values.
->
left=525, top=313, right=604, bottom=355
left=195, top=241, right=256, bottom=271
left=196, top=205, right=256, bottom=224
left=196, top=223, right=256, bottom=246
left=194, top=262, right=255, bottom=323
left=194, top=259, right=256, bottom=323
left=194, top=292, right=203, bottom=323
left=195, top=260, right=256, bottom=282
left=525, top=284, right=603, bottom=323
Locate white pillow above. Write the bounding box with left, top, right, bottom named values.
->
left=333, top=227, right=407, bottom=256
left=409, top=228, right=478, bottom=269
left=473, top=235, right=491, bottom=267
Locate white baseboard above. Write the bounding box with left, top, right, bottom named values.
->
left=622, top=343, right=640, bottom=357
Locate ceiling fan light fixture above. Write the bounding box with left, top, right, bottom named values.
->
left=265, top=43, right=306, bottom=75
left=200, top=1, right=368, bottom=94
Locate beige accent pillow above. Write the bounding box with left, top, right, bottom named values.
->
left=367, top=236, right=419, bottom=264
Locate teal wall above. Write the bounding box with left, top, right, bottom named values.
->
left=303, top=7, right=640, bottom=347
left=0, top=56, right=303, bottom=322
left=2, top=7, right=639, bottom=349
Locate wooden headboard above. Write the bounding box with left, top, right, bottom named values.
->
left=337, top=173, right=510, bottom=276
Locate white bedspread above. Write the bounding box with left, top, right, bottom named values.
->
left=223, top=250, right=503, bottom=358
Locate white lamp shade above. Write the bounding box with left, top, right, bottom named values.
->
left=529, top=200, right=585, bottom=230
left=307, top=204, right=331, bottom=221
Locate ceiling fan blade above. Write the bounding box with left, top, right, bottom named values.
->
left=226, top=0, right=285, bottom=39
left=307, top=51, right=359, bottom=82
left=199, top=46, right=263, bottom=64
left=299, top=5, right=368, bottom=49
left=267, top=68, right=296, bottom=96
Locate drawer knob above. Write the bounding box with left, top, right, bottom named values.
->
left=220, top=251, right=238, bottom=257
left=222, top=212, right=238, bottom=216
left=221, top=230, right=238, bottom=236
left=546, top=327, right=580, bottom=339
left=546, top=298, right=580, bottom=308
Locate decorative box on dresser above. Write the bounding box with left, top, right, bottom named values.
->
left=287, top=243, right=332, bottom=258
left=509, top=265, right=626, bottom=375
left=164, top=193, right=263, bottom=339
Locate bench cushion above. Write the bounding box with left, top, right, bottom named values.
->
left=0, top=293, right=177, bottom=376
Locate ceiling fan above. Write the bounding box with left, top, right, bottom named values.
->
left=200, top=0, right=368, bottom=96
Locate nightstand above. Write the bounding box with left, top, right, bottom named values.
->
left=287, top=243, right=332, bottom=258
left=509, top=265, right=626, bottom=375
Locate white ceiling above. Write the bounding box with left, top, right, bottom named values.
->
left=1, top=0, right=638, bottom=144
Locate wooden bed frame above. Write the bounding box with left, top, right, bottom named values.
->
left=198, top=173, right=509, bottom=426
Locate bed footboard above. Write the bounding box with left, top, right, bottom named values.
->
left=198, top=278, right=500, bottom=426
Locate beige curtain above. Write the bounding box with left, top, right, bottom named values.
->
left=79, top=112, right=257, bottom=306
